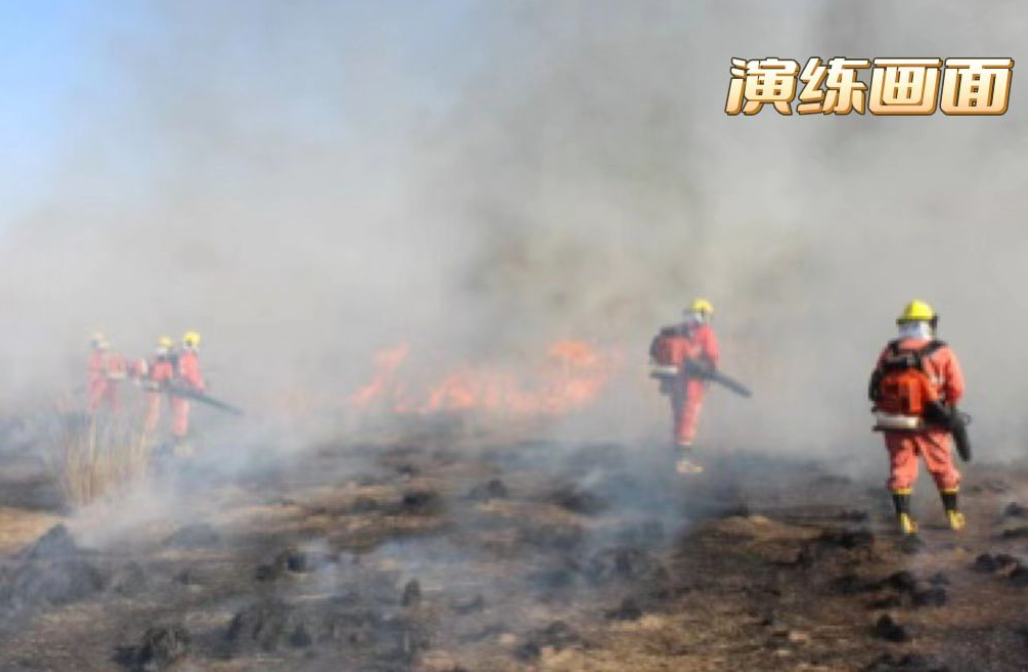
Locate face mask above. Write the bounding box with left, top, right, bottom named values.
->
left=898, top=321, right=932, bottom=340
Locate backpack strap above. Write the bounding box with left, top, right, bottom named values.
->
left=917, top=339, right=946, bottom=359
left=882, top=339, right=946, bottom=369
left=892, top=339, right=945, bottom=365
left=908, top=339, right=946, bottom=371
left=872, top=339, right=947, bottom=402
left=868, top=367, right=884, bottom=402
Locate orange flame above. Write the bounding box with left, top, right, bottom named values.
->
left=348, top=340, right=618, bottom=416
left=347, top=343, right=411, bottom=408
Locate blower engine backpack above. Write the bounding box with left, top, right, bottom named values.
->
left=869, top=339, right=973, bottom=461
left=650, top=325, right=698, bottom=380
left=870, top=340, right=945, bottom=431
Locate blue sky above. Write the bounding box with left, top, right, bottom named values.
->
left=0, top=1, right=481, bottom=228
left=0, top=1, right=109, bottom=218
left=0, top=2, right=59, bottom=214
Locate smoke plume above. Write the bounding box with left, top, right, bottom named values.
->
left=1, top=0, right=1026, bottom=464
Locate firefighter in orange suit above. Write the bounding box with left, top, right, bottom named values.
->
left=869, top=300, right=966, bottom=535
left=171, top=331, right=205, bottom=443
left=649, top=299, right=720, bottom=474
left=143, top=336, right=176, bottom=434
left=87, top=333, right=127, bottom=412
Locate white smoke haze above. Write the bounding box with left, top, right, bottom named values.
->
left=0, top=0, right=1026, bottom=468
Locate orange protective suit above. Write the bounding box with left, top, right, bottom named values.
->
left=87, top=349, right=126, bottom=412
left=651, top=323, right=720, bottom=445
left=171, top=349, right=204, bottom=438
left=144, top=355, right=176, bottom=433
left=872, top=338, right=965, bottom=491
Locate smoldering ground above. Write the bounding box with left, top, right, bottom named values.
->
left=4, top=419, right=1028, bottom=670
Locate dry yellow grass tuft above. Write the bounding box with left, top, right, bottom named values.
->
left=46, top=412, right=152, bottom=508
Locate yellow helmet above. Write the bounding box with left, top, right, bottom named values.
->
left=897, top=300, right=936, bottom=324
left=182, top=331, right=201, bottom=348
left=158, top=336, right=174, bottom=349
left=687, top=298, right=714, bottom=316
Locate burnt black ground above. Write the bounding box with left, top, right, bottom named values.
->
left=0, top=437, right=1026, bottom=671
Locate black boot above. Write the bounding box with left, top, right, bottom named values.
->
left=891, top=489, right=917, bottom=535
left=940, top=488, right=965, bottom=530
